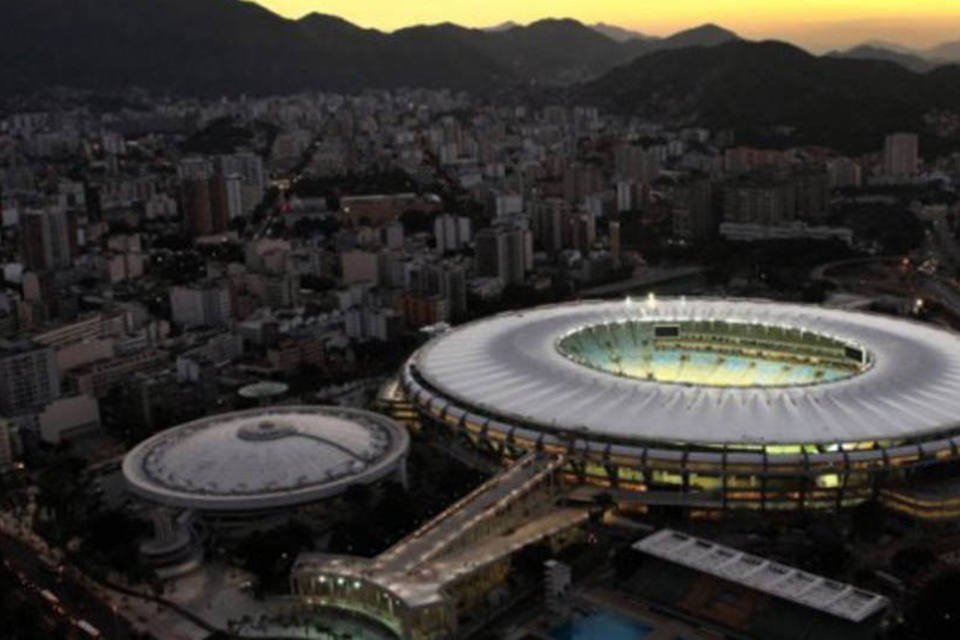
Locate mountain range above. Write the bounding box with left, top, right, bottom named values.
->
left=3, top=0, right=957, bottom=94
left=490, top=21, right=651, bottom=43
left=829, top=39, right=960, bottom=72
left=589, top=23, right=653, bottom=43
left=827, top=46, right=937, bottom=73
left=579, top=40, right=960, bottom=151
left=0, top=0, right=739, bottom=94
left=2, top=0, right=960, bottom=152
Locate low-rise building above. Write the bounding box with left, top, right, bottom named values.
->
left=69, top=349, right=166, bottom=397
left=38, top=394, right=101, bottom=445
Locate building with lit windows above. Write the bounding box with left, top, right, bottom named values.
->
left=399, top=298, right=960, bottom=515
left=0, top=339, right=60, bottom=416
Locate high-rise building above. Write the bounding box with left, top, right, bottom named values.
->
left=181, top=177, right=213, bottom=236
left=616, top=181, right=639, bottom=213
left=562, top=163, right=604, bottom=204
left=146, top=193, right=178, bottom=220
left=21, top=207, right=76, bottom=271
left=204, top=154, right=267, bottom=218
left=0, top=340, right=60, bottom=416
left=827, top=158, right=863, bottom=189
left=474, top=230, right=499, bottom=280
left=428, top=261, right=468, bottom=320
left=672, top=179, right=717, bottom=242
left=563, top=212, right=597, bottom=253
left=475, top=227, right=529, bottom=286
left=723, top=147, right=789, bottom=173
left=433, top=214, right=472, bottom=254
left=206, top=173, right=231, bottom=233
left=218, top=152, right=266, bottom=194
left=170, top=283, right=232, bottom=328
left=614, top=145, right=660, bottom=184
left=179, top=157, right=232, bottom=236
left=255, top=273, right=301, bottom=309
left=794, top=168, right=830, bottom=220
left=0, top=418, right=13, bottom=470
left=489, top=193, right=524, bottom=220
left=883, top=133, right=919, bottom=177
left=341, top=250, right=381, bottom=286
left=384, top=222, right=405, bottom=250
left=178, top=157, right=212, bottom=180
left=398, top=293, right=449, bottom=329
left=531, top=199, right=566, bottom=253
left=224, top=174, right=244, bottom=221
left=723, top=176, right=797, bottom=225
left=609, top=221, right=622, bottom=264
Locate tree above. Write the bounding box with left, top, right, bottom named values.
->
left=35, top=454, right=88, bottom=541
left=851, top=500, right=886, bottom=543
left=612, top=546, right=643, bottom=583
left=891, top=544, right=936, bottom=580
left=236, top=521, right=315, bottom=596
left=911, top=570, right=960, bottom=640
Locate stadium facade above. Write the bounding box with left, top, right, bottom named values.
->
left=398, top=298, right=960, bottom=515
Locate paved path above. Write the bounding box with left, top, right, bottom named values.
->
left=0, top=532, right=136, bottom=639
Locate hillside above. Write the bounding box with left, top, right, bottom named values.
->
left=827, top=45, right=936, bottom=73
left=0, top=0, right=741, bottom=95
left=579, top=40, right=960, bottom=151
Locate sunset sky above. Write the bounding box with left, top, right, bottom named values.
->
left=255, top=1, right=960, bottom=51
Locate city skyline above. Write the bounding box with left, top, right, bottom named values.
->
left=256, top=0, right=960, bottom=51
left=4, top=1, right=960, bottom=637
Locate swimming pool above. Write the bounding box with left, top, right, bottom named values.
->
left=550, top=610, right=653, bottom=640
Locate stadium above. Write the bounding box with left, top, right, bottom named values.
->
left=123, top=406, right=410, bottom=531
left=398, top=298, right=960, bottom=514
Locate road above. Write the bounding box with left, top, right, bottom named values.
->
left=920, top=213, right=960, bottom=320
left=809, top=256, right=900, bottom=284
left=925, top=277, right=960, bottom=318
left=0, top=532, right=136, bottom=639
left=252, top=136, right=323, bottom=241
left=931, top=215, right=960, bottom=274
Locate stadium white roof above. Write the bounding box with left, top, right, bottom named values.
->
left=123, top=406, right=409, bottom=511
left=237, top=381, right=289, bottom=399
left=413, top=298, right=960, bottom=446
left=634, top=529, right=889, bottom=623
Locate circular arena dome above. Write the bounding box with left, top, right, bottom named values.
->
left=237, top=381, right=289, bottom=400
left=400, top=298, right=960, bottom=511
left=123, top=406, right=409, bottom=512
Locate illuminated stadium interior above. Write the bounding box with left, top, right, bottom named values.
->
left=556, top=320, right=870, bottom=388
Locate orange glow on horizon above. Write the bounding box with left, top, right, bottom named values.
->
left=255, top=1, right=960, bottom=51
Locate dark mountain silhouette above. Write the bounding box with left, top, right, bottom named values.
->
left=926, top=41, right=960, bottom=62
left=828, top=45, right=936, bottom=73
left=861, top=39, right=918, bottom=55
left=0, top=0, right=742, bottom=94
left=481, top=19, right=635, bottom=83
left=579, top=40, right=960, bottom=151
left=834, top=39, right=960, bottom=65
left=591, top=23, right=653, bottom=42
left=3, top=0, right=955, bottom=145
left=654, top=23, right=740, bottom=50
left=482, top=21, right=521, bottom=33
